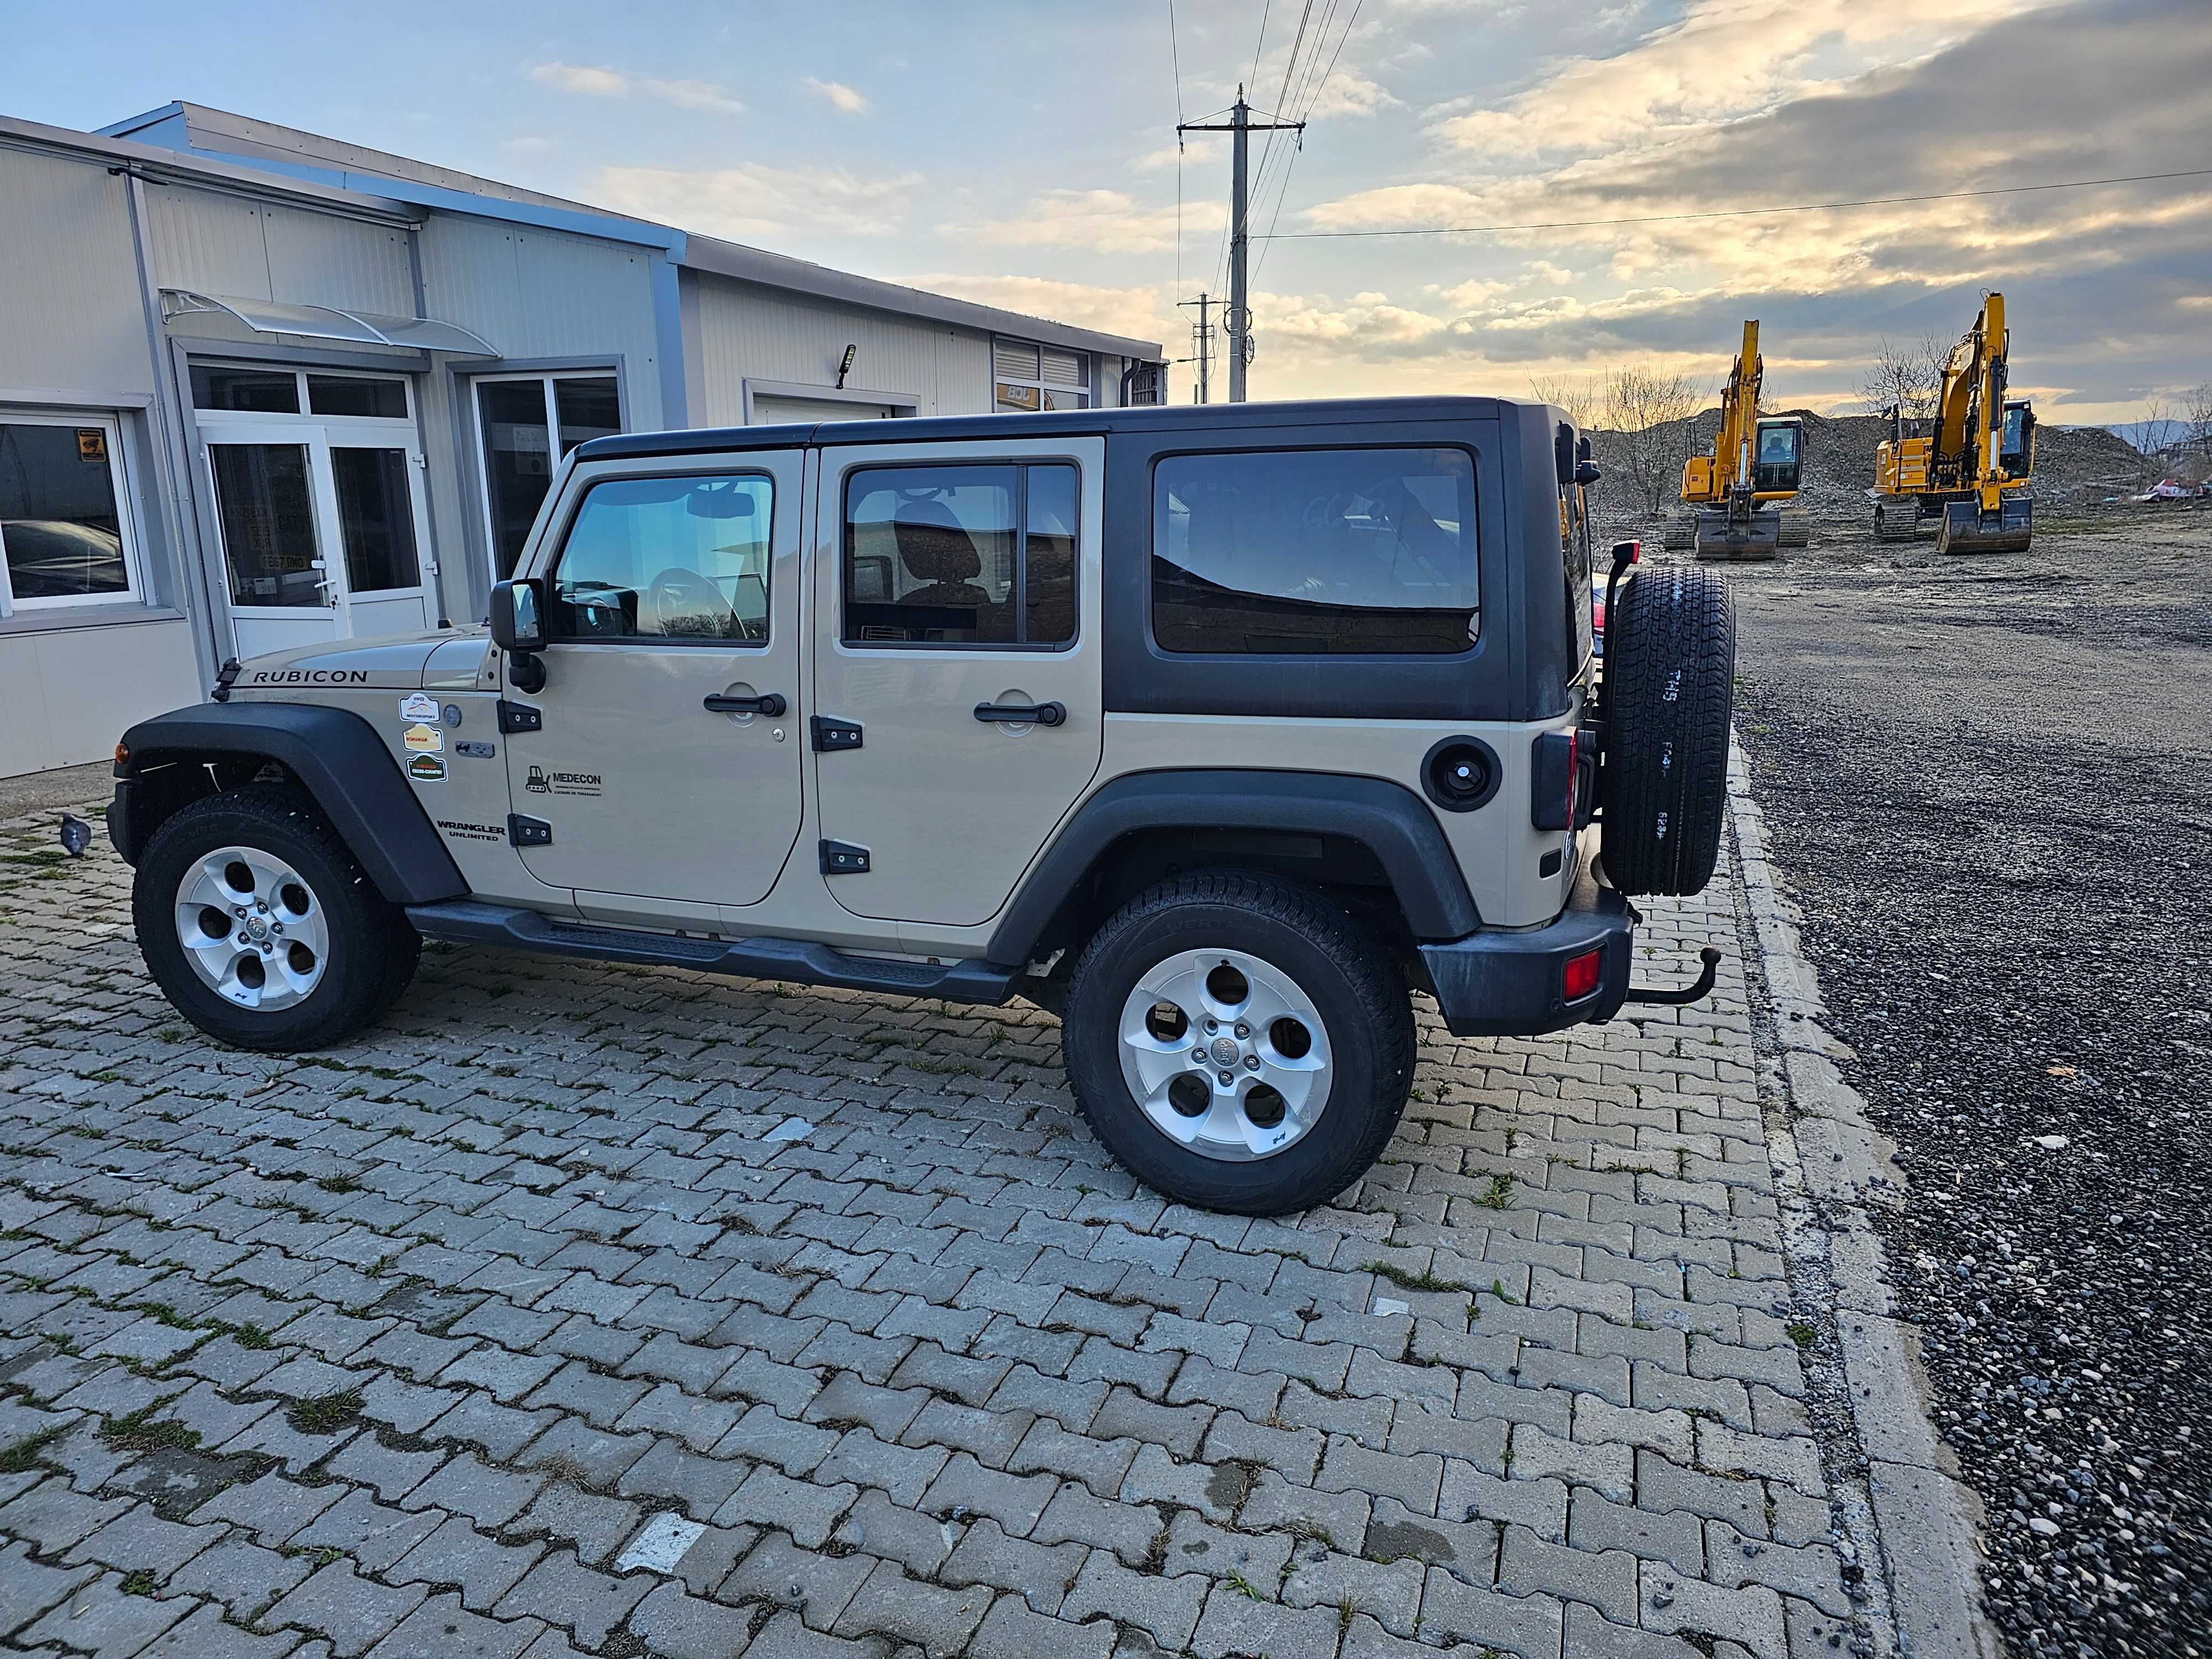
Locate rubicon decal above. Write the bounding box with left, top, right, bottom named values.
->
left=248, top=669, right=370, bottom=684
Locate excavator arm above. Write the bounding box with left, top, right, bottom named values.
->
left=1678, top=320, right=1802, bottom=560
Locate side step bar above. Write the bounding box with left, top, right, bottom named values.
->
left=405, top=900, right=1019, bottom=1006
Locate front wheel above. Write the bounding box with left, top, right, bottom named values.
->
left=132, top=785, right=419, bottom=1052
left=1062, top=873, right=1413, bottom=1215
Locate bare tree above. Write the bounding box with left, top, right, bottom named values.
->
left=1856, top=330, right=1949, bottom=424
left=2182, top=383, right=2212, bottom=481
left=2132, top=397, right=2186, bottom=483
left=1528, top=373, right=1599, bottom=433
left=1603, top=366, right=1702, bottom=515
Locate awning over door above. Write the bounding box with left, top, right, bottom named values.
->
left=160, top=289, right=497, bottom=357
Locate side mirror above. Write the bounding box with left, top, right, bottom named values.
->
left=491, top=578, right=546, bottom=653
left=489, top=578, right=547, bottom=693
left=1574, top=460, right=1602, bottom=487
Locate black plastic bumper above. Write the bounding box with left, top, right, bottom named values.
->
left=1418, top=863, right=1637, bottom=1037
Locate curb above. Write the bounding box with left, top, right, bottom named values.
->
left=1725, top=738, right=2001, bottom=1659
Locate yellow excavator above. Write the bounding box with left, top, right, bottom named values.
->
left=1665, top=320, right=1804, bottom=559
left=1873, top=291, right=2036, bottom=553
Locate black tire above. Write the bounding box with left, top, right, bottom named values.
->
left=132, top=785, right=418, bottom=1052
left=1061, top=872, right=1414, bottom=1215
left=1599, top=565, right=1736, bottom=897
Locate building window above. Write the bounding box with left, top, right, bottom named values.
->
left=0, top=411, right=142, bottom=615
left=1152, top=447, right=1479, bottom=655
left=843, top=462, right=1077, bottom=647
left=994, top=340, right=1089, bottom=413
left=475, top=373, right=622, bottom=580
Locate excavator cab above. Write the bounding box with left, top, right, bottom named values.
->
left=2000, top=401, right=2035, bottom=477
left=1751, top=418, right=1803, bottom=495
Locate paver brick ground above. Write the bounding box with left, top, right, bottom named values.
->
left=0, top=802, right=1885, bottom=1657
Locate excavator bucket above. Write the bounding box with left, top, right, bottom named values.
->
left=1693, top=507, right=1782, bottom=561
left=1935, top=494, right=2033, bottom=555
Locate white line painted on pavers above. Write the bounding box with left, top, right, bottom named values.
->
left=1729, top=738, right=2001, bottom=1659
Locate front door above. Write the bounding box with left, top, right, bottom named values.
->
left=500, top=453, right=805, bottom=910
left=194, top=367, right=439, bottom=659
left=812, top=436, right=1105, bottom=927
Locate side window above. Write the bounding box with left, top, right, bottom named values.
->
left=842, top=462, right=1078, bottom=648
left=1152, top=447, right=1479, bottom=655
left=547, top=474, right=772, bottom=643
left=0, top=414, right=140, bottom=612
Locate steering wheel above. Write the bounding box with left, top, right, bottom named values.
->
left=644, top=566, right=735, bottom=638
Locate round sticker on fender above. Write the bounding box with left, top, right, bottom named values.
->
left=403, top=724, right=443, bottom=753
left=408, top=753, right=447, bottom=782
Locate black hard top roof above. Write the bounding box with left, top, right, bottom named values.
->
left=576, top=394, right=1522, bottom=463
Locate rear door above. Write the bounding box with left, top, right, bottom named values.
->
left=500, top=451, right=805, bottom=909
left=811, top=436, right=1104, bottom=927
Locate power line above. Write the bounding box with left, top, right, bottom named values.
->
left=1250, top=0, right=1364, bottom=287
left=1167, top=0, right=1185, bottom=294
left=1256, top=166, right=2212, bottom=241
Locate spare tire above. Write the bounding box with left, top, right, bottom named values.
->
left=1599, top=565, right=1736, bottom=896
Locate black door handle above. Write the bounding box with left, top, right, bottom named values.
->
left=974, top=700, right=1066, bottom=727
left=705, top=692, right=786, bottom=717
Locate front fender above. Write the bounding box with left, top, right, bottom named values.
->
left=112, top=702, right=467, bottom=906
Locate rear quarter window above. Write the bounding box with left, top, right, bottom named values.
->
left=1152, top=447, right=1478, bottom=654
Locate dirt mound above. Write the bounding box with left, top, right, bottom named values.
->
left=1585, top=408, right=2148, bottom=534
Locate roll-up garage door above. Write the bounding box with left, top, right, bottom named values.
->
left=752, top=394, right=899, bottom=425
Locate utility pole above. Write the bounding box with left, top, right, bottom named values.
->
left=1177, top=293, right=1213, bottom=403
left=1181, top=86, right=1302, bottom=401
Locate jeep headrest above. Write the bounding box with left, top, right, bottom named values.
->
left=893, top=502, right=983, bottom=583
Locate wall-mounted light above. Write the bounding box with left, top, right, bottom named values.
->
left=836, top=344, right=857, bottom=390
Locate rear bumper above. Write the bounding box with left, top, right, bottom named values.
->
left=1418, top=861, right=1637, bottom=1037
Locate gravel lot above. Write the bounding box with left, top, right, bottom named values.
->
left=1729, top=506, right=2212, bottom=1659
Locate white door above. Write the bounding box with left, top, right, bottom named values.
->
left=811, top=436, right=1105, bottom=927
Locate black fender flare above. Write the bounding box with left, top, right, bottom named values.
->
left=986, top=768, right=1481, bottom=968
left=111, top=702, right=468, bottom=906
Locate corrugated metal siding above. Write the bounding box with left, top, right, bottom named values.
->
left=0, top=150, right=154, bottom=396
left=692, top=274, right=996, bottom=425
left=262, top=204, right=414, bottom=315
left=418, top=216, right=662, bottom=412
left=144, top=185, right=413, bottom=315
left=144, top=184, right=272, bottom=296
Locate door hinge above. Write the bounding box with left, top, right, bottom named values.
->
left=508, top=814, right=552, bottom=847
left=818, top=839, right=870, bottom=875
left=811, top=715, right=863, bottom=753
left=498, top=700, right=543, bottom=734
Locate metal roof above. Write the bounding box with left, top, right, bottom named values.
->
left=97, top=101, right=1165, bottom=362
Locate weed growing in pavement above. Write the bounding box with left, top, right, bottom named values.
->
left=288, top=1388, right=363, bottom=1435
left=1787, top=1321, right=1819, bottom=1349
left=1480, top=1174, right=1515, bottom=1211
left=1364, top=1259, right=1468, bottom=1293
left=101, top=1405, right=201, bottom=1453
left=315, top=1175, right=362, bottom=1194
left=0, top=1426, right=68, bottom=1473
left=119, top=1570, right=158, bottom=1597
left=1224, top=1569, right=1265, bottom=1600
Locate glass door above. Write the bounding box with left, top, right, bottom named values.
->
left=204, top=423, right=340, bottom=660
left=202, top=421, right=438, bottom=659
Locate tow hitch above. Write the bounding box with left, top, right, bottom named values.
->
left=1626, top=946, right=1722, bottom=1007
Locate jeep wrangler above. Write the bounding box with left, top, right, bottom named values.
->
left=109, top=398, right=1735, bottom=1215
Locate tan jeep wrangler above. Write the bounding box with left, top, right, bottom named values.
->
left=108, top=398, right=1734, bottom=1214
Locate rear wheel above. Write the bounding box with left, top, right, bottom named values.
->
left=1598, top=565, right=1736, bottom=896
left=133, top=786, right=418, bottom=1052
left=1062, top=872, right=1413, bottom=1215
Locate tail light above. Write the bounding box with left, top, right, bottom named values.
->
left=1563, top=946, right=1604, bottom=1003
left=1531, top=730, right=1591, bottom=831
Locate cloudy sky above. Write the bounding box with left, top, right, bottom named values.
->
left=13, top=0, right=2210, bottom=422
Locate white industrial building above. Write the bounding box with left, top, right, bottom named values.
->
left=0, top=102, right=1163, bottom=779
